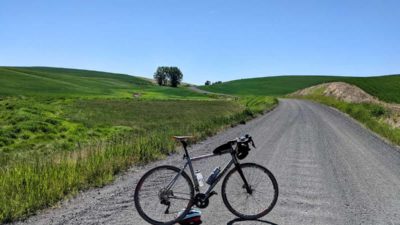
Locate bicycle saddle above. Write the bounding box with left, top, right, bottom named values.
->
left=173, top=136, right=195, bottom=141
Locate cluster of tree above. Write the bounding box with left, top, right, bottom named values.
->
left=154, top=66, right=183, bottom=87
left=204, top=80, right=222, bottom=85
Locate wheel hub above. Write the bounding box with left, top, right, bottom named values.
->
left=159, top=188, right=173, bottom=203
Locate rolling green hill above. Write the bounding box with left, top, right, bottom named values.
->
left=0, top=67, right=208, bottom=99
left=0, top=66, right=219, bottom=155
left=343, top=75, right=400, bottom=104
left=200, top=76, right=340, bottom=96
left=200, top=75, right=400, bottom=103
left=0, top=66, right=277, bottom=223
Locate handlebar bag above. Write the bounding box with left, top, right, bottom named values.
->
left=236, top=143, right=250, bottom=160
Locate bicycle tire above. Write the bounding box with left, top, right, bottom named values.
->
left=221, top=163, right=278, bottom=219
left=134, top=165, right=194, bottom=225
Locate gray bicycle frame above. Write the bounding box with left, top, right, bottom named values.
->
left=165, top=142, right=238, bottom=198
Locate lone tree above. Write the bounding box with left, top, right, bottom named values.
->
left=154, top=66, right=183, bottom=87
left=167, top=67, right=183, bottom=87
left=153, top=67, right=168, bottom=86
left=205, top=80, right=211, bottom=85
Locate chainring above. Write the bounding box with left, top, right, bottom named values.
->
left=194, top=193, right=209, bottom=208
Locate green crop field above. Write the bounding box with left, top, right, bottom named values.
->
left=200, top=75, right=400, bottom=103
left=0, top=66, right=277, bottom=223
left=0, top=67, right=209, bottom=99
left=343, top=75, right=400, bottom=104
left=200, top=76, right=339, bottom=96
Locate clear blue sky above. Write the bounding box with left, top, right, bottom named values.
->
left=1, top=0, right=399, bottom=84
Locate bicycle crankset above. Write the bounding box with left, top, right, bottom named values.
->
left=194, top=194, right=208, bottom=208
left=193, top=192, right=217, bottom=208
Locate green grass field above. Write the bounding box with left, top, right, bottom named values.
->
left=0, top=97, right=276, bottom=223
left=200, top=74, right=400, bottom=103
left=343, top=75, right=400, bottom=104
left=0, top=67, right=209, bottom=99
left=0, top=66, right=277, bottom=223
left=0, top=66, right=214, bottom=157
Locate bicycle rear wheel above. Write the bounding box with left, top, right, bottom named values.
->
left=221, top=163, right=278, bottom=219
left=134, top=165, right=194, bottom=225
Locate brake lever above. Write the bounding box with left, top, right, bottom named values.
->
left=250, top=138, right=256, bottom=148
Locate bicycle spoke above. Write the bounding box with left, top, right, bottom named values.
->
left=169, top=196, right=192, bottom=201
left=134, top=166, right=193, bottom=224
left=222, top=163, right=278, bottom=219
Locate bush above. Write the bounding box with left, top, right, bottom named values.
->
left=369, top=104, right=386, bottom=117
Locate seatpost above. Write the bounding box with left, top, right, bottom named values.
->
left=180, top=139, right=199, bottom=191
left=181, top=140, right=189, bottom=158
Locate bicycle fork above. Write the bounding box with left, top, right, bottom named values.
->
left=233, top=157, right=253, bottom=194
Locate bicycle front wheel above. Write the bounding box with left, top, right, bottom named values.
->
left=134, top=165, right=194, bottom=225
left=221, top=163, right=278, bottom=219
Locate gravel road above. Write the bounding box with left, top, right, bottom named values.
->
left=187, top=86, right=231, bottom=96
left=15, top=99, right=400, bottom=225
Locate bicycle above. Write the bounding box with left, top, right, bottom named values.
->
left=134, top=134, right=278, bottom=225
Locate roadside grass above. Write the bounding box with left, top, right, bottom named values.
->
left=238, top=96, right=278, bottom=115
left=0, top=96, right=277, bottom=223
left=199, top=74, right=400, bottom=103
left=0, top=66, right=278, bottom=223
left=296, top=95, right=400, bottom=146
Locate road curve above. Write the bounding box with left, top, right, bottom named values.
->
left=187, top=86, right=231, bottom=96
left=14, top=99, right=400, bottom=225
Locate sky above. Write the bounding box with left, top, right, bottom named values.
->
left=1, top=0, right=399, bottom=84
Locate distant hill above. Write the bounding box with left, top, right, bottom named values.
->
left=0, top=67, right=207, bottom=99
left=199, top=75, right=400, bottom=103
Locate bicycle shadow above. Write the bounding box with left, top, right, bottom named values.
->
left=227, top=218, right=279, bottom=225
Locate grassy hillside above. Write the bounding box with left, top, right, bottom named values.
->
left=343, top=75, right=400, bottom=104
left=0, top=67, right=208, bottom=99
left=200, top=75, right=400, bottom=103
left=201, top=76, right=339, bottom=96
left=0, top=66, right=278, bottom=223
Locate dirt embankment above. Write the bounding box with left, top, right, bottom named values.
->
left=290, top=82, right=380, bottom=103
left=290, top=82, right=400, bottom=128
